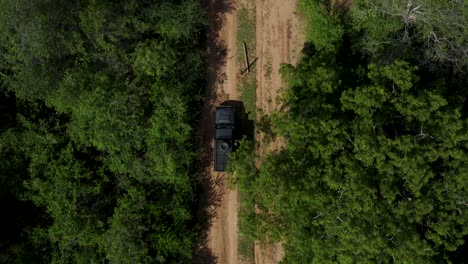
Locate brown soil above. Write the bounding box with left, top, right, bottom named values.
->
left=197, top=0, right=240, bottom=264
left=254, top=0, right=304, bottom=263
left=198, top=0, right=304, bottom=263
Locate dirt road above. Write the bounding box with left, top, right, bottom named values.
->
left=200, top=0, right=304, bottom=263
left=255, top=0, right=303, bottom=117
left=200, top=0, right=239, bottom=264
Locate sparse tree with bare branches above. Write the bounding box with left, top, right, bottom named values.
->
left=352, top=0, right=467, bottom=71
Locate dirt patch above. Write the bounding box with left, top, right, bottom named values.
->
left=197, top=0, right=240, bottom=264
left=254, top=0, right=305, bottom=263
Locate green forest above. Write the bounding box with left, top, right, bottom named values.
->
left=229, top=0, right=468, bottom=263
left=0, top=0, right=205, bottom=262
left=0, top=0, right=467, bottom=263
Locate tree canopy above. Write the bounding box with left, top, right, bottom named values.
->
left=0, top=0, right=205, bottom=262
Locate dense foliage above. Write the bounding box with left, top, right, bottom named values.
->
left=230, top=0, right=468, bottom=263
left=0, top=0, right=205, bottom=262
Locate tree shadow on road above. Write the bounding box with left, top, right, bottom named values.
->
left=193, top=1, right=236, bottom=263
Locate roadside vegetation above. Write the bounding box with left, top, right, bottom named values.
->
left=0, top=0, right=206, bottom=262
left=236, top=0, right=257, bottom=120
left=235, top=1, right=257, bottom=263
left=229, top=0, right=468, bottom=263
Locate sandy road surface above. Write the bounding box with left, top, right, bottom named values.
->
left=199, top=0, right=239, bottom=264
left=255, top=0, right=303, bottom=117
left=199, top=0, right=304, bottom=263
left=254, top=0, right=304, bottom=263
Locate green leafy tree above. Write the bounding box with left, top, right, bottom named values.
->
left=0, top=0, right=206, bottom=262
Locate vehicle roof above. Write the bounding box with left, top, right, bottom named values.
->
left=215, top=106, right=234, bottom=125
left=216, top=128, right=233, bottom=140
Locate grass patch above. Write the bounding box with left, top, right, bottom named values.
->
left=237, top=191, right=255, bottom=264
left=237, top=0, right=256, bottom=120
left=264, top=51, right=272, bottom=80
left=238, top=227, right=255, bottom=263
left=236, top=2, right=256, bottom=63
left=236, top=2, right=256, bottom=263
left=239, top=67, right=256, bottom=120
